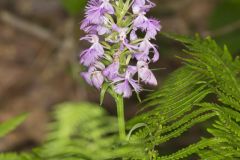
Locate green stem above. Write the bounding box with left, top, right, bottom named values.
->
left=116, top=95, right=126, bottom=140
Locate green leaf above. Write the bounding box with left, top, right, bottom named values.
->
left=127, top=123, right=148, bottom=141
left=0, top=114, right=27, bottom=138
left=100, top=83, right=111, bottom=105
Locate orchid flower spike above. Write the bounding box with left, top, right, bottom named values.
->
left=80, top=0, right=162, bottom=98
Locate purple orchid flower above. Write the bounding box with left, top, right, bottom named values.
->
left=97, top=25, right=110, bottom=35
left=132, top=0, right=155, bottom=14
left=83, top=0, right=104, bottom=25
left=80, top=22, right=98, bottom=34
left=80, top=0, right=161, bottom=98
left=101, top=0, right=114, bottom=14
left=81, top=62, right=105, bottom=89
left=133, top=12, right=147, bottom=28
left=137, top=60, right=157, bottom=86
left=130, top=28, right=138, bottom=41
left=114, top=66, right=142, bottom=98
left=113, top=26, right=138, bottom=51
left=103, top=61, right=120, bottom=80
left=132, top=0, right=161, bottom=39
left=133, top=14, right=161, bottom=39
left=80, top=34, right=104, bottom=66
left=136, top=38, right=159, bottom=62
left=80, top=0, right=114, bottom=33
left=145, top=18, right=161, bottom=39
left=96, top=16, right=113, bottom=35
left=115, top=81, right=132, bottom=98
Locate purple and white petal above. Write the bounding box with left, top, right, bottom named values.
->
left=97, top=25, right=110, bottom=35
left=129, top=79, right=142, bottom=92
left=80, top=35, right=104, bottom=66
left=101, top=0, right=114, bottom=14
left=134, top=52, right=150, bottom=62
left=123, top=39, right=138, bottom=51
left=133, top=13, right=148, bottom=29
left=115, top=80, right=132, bottom=98
left=80, top=49, right=99, bottom=66
left=137, top=61, right=157, bottom=86
left=138, top=38, right=159, bottom=62
left=130, top=28, right=138, bottom=41
left=92, top=71, right=104, bottom=89
left=132, top=0, right=155, bottom=14
left=81, top=71, right=93, bottom=86
left=103, top=62, right=120, bottom=80
left=145, top=19, right=161, bottom=39
left=152, top=44, right=159, bottom=62
left=126, top=65, right=138, bottom=76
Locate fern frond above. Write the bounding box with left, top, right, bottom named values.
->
left=158, top=138, right=224, bottom=160
left=152, top=112, right=216, bottom=145
left=166, top=33, right=240, bottom=111
left=0, top=153, right=35, bottom=160
left=159, top=108, right=214, bottom=134
left=129, top=67, right=211, bottom=126
left=37, top=102, right=145, bottom=160
left=130, top=33, right=240, bottom=159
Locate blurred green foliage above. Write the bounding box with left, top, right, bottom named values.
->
left=209, top=0, right=240, bottom=53
left=0, top=114, right=27, bottom=138
left=61, top=0, right=87, bottom=16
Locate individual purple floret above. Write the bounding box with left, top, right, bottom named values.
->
left=132, top=0, right=155, bottom=15
left=113, top=26, right=138, bottom=51
left=115, top=80, right=133, bottom=98
left=80, top=34, right=104, bottom=66
left=133, top=14, right=161, bottom=39
left=146, top=18, right=161, bottom=39
left=103, top=61, right=120, bottom=80
left=80, top=0, right=114, bottom=33
left=101, top=0, right=114, bottom=14
left=81, top=62, right=105, bottom=89
left=137, top=60, right=157, bottom=86
left=80, top=0, right=162, bottom=98
left=114, top=66, right=141, bottom=98
left=135, top=38, right=159, bottom=62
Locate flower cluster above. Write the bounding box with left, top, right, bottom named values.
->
left=80, top=0, right=161, bottom=98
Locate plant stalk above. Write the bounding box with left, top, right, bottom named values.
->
left=116, top=95, right=126, bottom=140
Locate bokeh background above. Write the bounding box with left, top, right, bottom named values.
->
left=0, top=0, right=240, bottom=153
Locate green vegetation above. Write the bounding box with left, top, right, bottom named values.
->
left=0, top=34, right=239, bottom=159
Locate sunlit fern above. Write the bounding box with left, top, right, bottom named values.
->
left=127, top=33, right=240, bottom=159
left=37, top=102, right=145, bottom=160
left=0, top=103, right=145, bottom=160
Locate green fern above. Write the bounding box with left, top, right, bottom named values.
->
left=0, top=103, right=145, bottom=160
left=128, top=33, right=240, bottom=159
left=0, top=153, right=36, bottom=160
left=158, top=138, right=225, bottom=160
left=128, top=66, right=216, bottom=158
left=35, top=102, right=145, bottom=160
left=164, top=33, right=240, bottom=159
